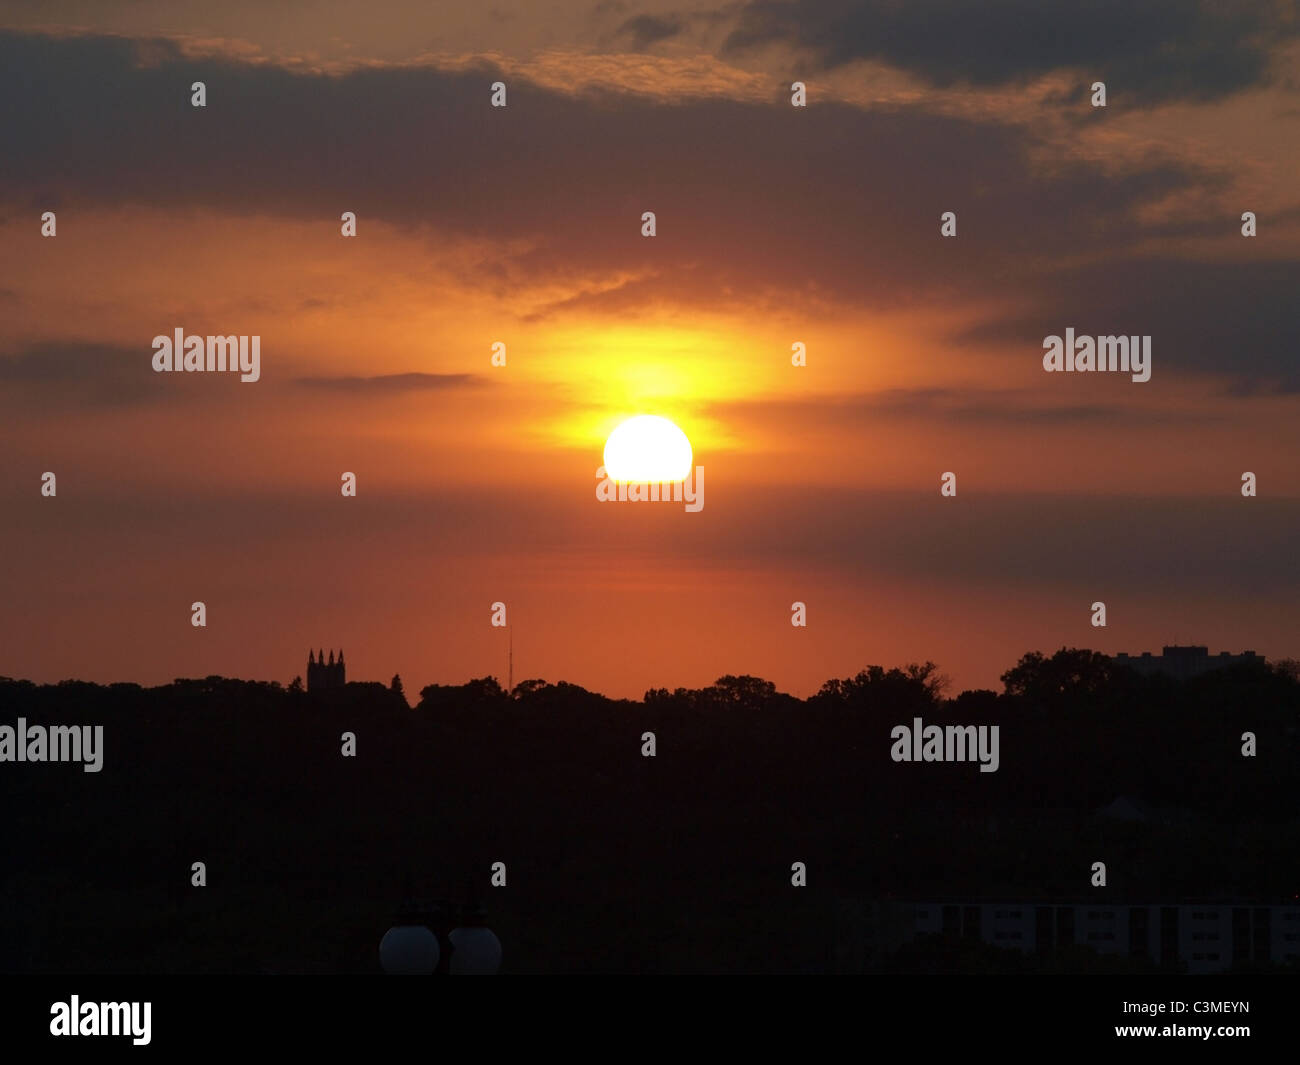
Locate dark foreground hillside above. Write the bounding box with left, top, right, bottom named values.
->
left=3, top=650, right=1298, bottom=973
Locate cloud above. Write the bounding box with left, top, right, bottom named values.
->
left=951, top=258, right=1300, bottom=393
left=0, top=344, right=489, bottom=408
left=753, top=490, right=1300, bottom=596
left=711, top=386, right=1220, bottom=427
left=616, top=14, right=686, bottom=49
left=0, top=29, right=1288, bottom=390
left=14, top=479, right=1298, bottom=599
left=294, top=372, right=485, bottom=392
left=722, top=0, right=1297, bottom=104
left=0, top=341, right=170, bottom=407
left=0, top=29, right=1211, bottom=309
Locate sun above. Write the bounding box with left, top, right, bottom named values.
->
left=603, top=415, right=693, bottom=483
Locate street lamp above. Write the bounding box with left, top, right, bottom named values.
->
left=380, top=899, right=501, bottom=975
left=449, top=904, right=503, bottom=975
left=379, top=902, right=440, bottom=975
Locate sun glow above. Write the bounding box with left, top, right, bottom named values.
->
left=603, top=415, right=693, bottom=483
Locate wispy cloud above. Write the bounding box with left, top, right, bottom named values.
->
left=293, top=372, right=486, bottom=392
left=0, top=341, right=168, bottom=407
left=722, top=0, right=1297, bottom=104
left=711, top=386, right=1220, bottom=427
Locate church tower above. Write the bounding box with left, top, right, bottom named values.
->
left=307, top=648, right=346, bottom=692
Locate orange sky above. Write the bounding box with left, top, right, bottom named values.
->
left=2, top=9, right=1298, bottom=697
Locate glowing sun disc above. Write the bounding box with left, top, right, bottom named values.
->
left=603, top=415, right=693, bottom=483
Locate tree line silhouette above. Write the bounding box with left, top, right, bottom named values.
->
left=2, top=648, right=1297, bottom=973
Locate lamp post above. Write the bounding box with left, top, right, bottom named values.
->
left=380, top=899, right=502, bottom=975
left=448, top=903, right=504, bottom=975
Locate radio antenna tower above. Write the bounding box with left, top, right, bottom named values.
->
left=508, top=627, right=513, bottom=697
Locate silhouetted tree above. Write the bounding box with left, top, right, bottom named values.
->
left=1272, top=658, right=1300, bottom=683
left=706, top=675, right=777, bottom=709
left=512, top=678, right=547, bottom=699
left=813, top=662, right=946, bottom=709
left=1000, top=647, right=1115, bottom=701
left=4, top=647, right=1298, bottom=976
left=416, top=675, right=507, bottom=712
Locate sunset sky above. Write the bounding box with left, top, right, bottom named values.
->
left=2, top=2, right=1298, bottom=698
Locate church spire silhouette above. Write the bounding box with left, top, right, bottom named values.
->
left=307, top=647, right=345, bottom=692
